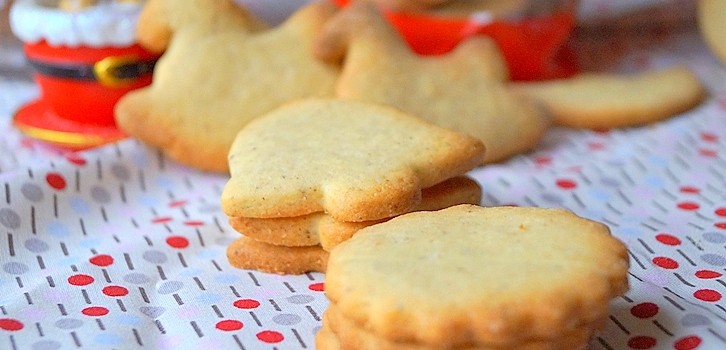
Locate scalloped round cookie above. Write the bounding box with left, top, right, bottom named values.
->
left=325, top=204, right=629, bottom=347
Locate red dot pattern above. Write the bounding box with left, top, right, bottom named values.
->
left=308, top=283, right=325, bottom=292
left=655, top=233, right=681, bottom=246
left=82, top=306, right=109, bottom=317
left=679, top=186, right=700, bottom=194
left=715, top=207, right=726, bottom=217
left=216, top=320, right=244, bottom=331
left=257, top=330, right=284, bottom=343
left=65, top=154, right=87, bottom=166
left=698, top=149, right=717, bottom=158
left=68, top=274, right=94, bottom=286
left=700, top=132, right=718, bottom=142
left=534, top=156, right=552, bottom=166
left=555, top=179, right=577, bottom=189
left=169, top=200, right=188, bottom=208
left=695, top=270, right=722, bottom=279
left=0, top=318, right=24, bottom=331
left=166, top=236, right=189, bottom=249
left=652, top=256, right=679, bottom=269
left=628, top=336, right=657, bottom=349
left=46, top=173, right=66, bottom=190
left=693, top=289, right=722, bottom=302
left=674, top=336, right=702, bottom=350
left=89, top=254, right=114, bottom=267
left=152, top=217, right=173, bottom=224
left=588, top=142, right=605, bottom=150
left=715, top=222, right=726, bottom=230
left=102, top=285, right=129, bottom=297
left=233, top=299, right=260, bottom=309
left=630, top=302, right=659, bottom=319
left=677, top=202, right=700, bottom=211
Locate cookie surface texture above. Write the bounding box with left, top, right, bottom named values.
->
left=226, top=236, right=328, bottom=275
left=325, top=204, right=629, bottom=347
left=221, top=99, right=486, bottom=222
left=512, top=65, right=705, bottom=129
left=115, top=1, right=339, bottom=173
left=699, top=0, right=726, bottom=67
left=314, top=1, right=548, bottom=163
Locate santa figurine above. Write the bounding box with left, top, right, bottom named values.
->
left=10, top=0, right=158, bottom=149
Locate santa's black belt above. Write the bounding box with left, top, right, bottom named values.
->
left=28, top=55, right=157, bottom=88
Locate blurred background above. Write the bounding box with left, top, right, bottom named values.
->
left=0, top=0, right=703, bottom=82
left=1, top=0, right=31, bottom=81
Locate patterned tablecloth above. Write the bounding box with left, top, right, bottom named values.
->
left=1, top=2, right=726, bottom=350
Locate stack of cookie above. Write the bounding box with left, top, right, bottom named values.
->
left=221, top=98, right=486, bottom=274
left=319, top=205, right=630, bottom=349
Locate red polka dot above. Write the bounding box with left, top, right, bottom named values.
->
left=556, top=179, right=577, bottom=189
left=715, top=207, right=726, bottom=217
left=679, top=186, right=700, bottom=194
left=701, top=132, right=718, bottom=142
left=0, top=318, right=24, bottom=331
left=257, top=330, right=284, bottom=343
left=102, top=285, right=129, bottom=297
left=588, top=142, right=605, bottom=150
left=169, top=200, right=188, bottom=208
left=66, top=154, right=87, bottom=166
left=628, top=336, right=657, bottom=349
left=233, top=299, right=260, bottom=309
left=46, top=173, right=66, bottom=190
left=308, top=282, right=325, bottom=292
left=534, top=156, right=552, bottom=166
left=699, top=149, right=717, bottom=157
left=630, top=302, right=659, bottom=318
left=695, top=270, right=722, bottom=279
left=655, top=233, right=681, bottom=246
left=184, top=220, right=204, bottom=227
left=82, top=306, right=109, bottom=317
left=216, top=320, right=244, bottom=331
left=677, top=201, right=700, bottom=211
left=715, top=222, right=726, bottom=230
left=674, top=336, right=702, bottom=350
left=152, top=217, right=172, bottom=224
left=652, top=256, right=679, bottom=269
left=68, top=274, right=94, bottom=286
left=89, top=254, right=114, bottom=267
left=693, top=289, right=722, bottom=302
left=166, top=236, right=189, bottom=249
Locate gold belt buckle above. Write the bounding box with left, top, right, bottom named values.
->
left=93, top=55, right=142, bottom=88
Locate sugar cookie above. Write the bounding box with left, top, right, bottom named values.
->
left=325, top=205, right=629, bottom=347
left=221, top=98, right=486, bottom=222
left=115, top=1, right=339, bottom=173
left=512, top=66, right=705, bottom=129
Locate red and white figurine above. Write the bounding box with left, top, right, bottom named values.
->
left=10, top=0, right=159, bottom=149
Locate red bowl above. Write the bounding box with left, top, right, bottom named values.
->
left=332, top=0, right=578, bottom=81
